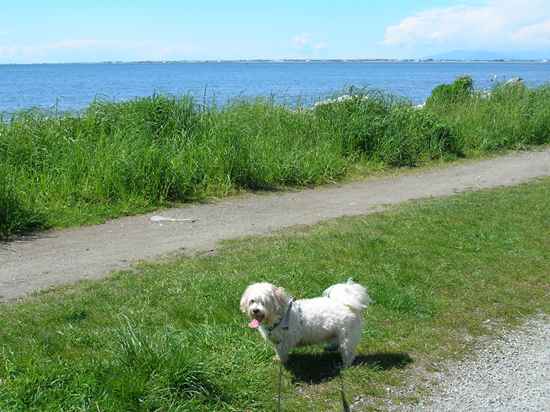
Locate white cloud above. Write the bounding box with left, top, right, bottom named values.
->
left=313, top=41, right=328, bottom=50
left=383, top=0, right=550, bottom=51
left=292, top=33, right=327, bottom=51
left=512, top=19, right=550, bottom=46
left=292, top=33, right=312, bottom=48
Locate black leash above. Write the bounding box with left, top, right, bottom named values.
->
left=339, top=365, right=350, bottom=412
left=277, top=361, right=283, bottom=412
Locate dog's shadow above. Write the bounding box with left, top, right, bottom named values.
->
left=285, top=351, right=413, bottom=384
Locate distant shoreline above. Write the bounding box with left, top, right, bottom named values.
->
left=1, top=58, right=549, bottom=66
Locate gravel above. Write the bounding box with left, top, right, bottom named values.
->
left=415, top=316, right=550, bottom=412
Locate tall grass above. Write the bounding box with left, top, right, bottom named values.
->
left=425, top=76, right=550, bottom=151
left=1, top=78, right=550, bottom=239
left=0, top=164, right=46, bottom=236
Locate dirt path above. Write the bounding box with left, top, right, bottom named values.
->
left=414, top=316, right=550, bottom=412
left=1, top=148, right=550, bottom=301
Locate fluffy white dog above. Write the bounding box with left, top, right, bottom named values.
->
left=240, top=279, right=371, bottom=367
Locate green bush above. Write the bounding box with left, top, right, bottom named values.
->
left=426, top=76, right=474, bottom=107
left=314, top=92, right=461, bottom=166
left=0, top=165, right=46, bottom=239
left=313, top=90, right=393, bottom=155
left=211, top=100, right=348, bottom=189
left=377, top=107, right=461, bottom=167
left=425, top=79, right=550, bottom=153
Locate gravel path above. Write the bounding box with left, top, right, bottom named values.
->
left=416, top=317, right=550, bottom=412
left=1, top=148, right=550, bottom=301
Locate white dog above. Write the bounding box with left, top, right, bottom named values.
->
left=240, top=279, right=371, bottom=367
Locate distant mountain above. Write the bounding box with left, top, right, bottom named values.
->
left=426, top=50, right=548, bottom=61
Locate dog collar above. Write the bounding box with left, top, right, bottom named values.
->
left=267, top=298, right=294, bottom=334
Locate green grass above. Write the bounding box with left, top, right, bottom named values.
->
left=1, top=179, right=549, bottom=411
left=1, top=78, right=550, bottom=240
left=426, top=76, right=550, bottom=151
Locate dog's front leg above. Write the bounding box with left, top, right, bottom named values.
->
left=274, top=342, right=290, bottom=364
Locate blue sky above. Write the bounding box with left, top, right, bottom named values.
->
left=1, top=0, right=549, bottom=63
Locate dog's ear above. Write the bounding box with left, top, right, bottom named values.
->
left=240, top=288, right=250, bottom=313
left=273, top=286, right=289, bottom=307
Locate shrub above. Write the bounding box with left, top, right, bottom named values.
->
left=0, top=165, right=46, bottom=239
left=314, top=89, right=397, bottom=156
left=376, top=107, right=461, bottom=167
left=426, top=80, right=550, bottom=153
left=212, top=99, right=348, bottom=189
left=426, top=76, right=474, bottom=107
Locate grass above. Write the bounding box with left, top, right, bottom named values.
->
left=1, top=179, right=549, bottom=411
left=1, top=77, right=550, bottom=239
left=426, top=76, right=550, bottom=151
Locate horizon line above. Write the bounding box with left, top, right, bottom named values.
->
left=1, top=57, right=549, bottom=65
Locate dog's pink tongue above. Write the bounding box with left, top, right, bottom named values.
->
left=249, top=319, right=261, bottom=329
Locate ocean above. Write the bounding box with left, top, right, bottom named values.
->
left=1, top=61, right=549, bottom=114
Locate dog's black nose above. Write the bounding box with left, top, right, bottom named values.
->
left=252, top=309, right=260, bottom=314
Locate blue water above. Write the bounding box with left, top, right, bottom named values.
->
left=1, top=62, right=549, bottom=113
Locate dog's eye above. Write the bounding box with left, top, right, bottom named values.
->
left=249, top=299, right=255, bottom=304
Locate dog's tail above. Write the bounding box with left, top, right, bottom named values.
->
left=322, top=278, right=371, bottom=314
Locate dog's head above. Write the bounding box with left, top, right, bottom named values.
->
left=240, top=282, right=289, bottom=328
